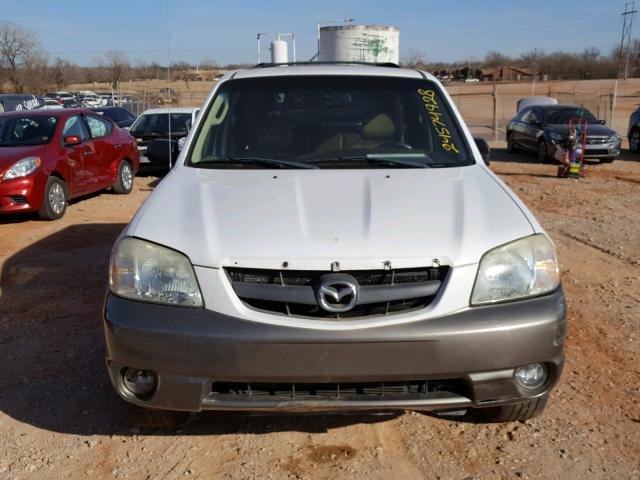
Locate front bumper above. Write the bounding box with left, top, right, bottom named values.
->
left=103, top=289, right=567, bottom=412
left=0, top=175, right=42, bottom=214
left=550, top=141, right=620, bottom=160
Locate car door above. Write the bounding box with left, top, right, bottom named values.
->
left=509, top=107, right=530, bottom=147
left=61, top=115, right=95, bottom=197
left=521, top=108, right=543, bottom=150
left=84, top=114, right=118, bottom=189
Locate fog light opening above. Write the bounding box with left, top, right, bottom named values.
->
left=122, top=368, right=157, bottom=396
left=514, top=363, right=547, bottom=389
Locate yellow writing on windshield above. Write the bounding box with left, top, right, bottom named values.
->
left=417, top=89, right=460, bottom=154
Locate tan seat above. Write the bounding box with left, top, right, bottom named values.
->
left=315, top=113, right=396, bottom=154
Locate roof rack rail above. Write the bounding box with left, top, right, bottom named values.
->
left=252, top=61, right=400, bottom=69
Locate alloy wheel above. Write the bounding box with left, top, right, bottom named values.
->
left=49, top=183, right=65, bottom=215
left=121, top=163, right=133, bottom=191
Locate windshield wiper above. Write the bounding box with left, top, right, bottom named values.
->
left=306, top=155, right=430, bottom=168
left=196, top=156, right=318, bottom=169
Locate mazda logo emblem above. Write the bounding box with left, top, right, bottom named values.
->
left=315, top=274, right=358, bottom=313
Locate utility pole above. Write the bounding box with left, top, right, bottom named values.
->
left=618, top=1, right=637, bottom=80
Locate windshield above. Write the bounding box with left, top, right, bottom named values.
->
left=130, top=113, right=191, bottom=134
left=544, top=107, right=598, bottom=125
left=188, top=76, right=473, bottom=169
left=0, top=116, right=57, bottom=146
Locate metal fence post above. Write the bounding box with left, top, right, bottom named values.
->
left=611, top=80, right=618, bottom=129
left=493, top=83, right=498, bottom=143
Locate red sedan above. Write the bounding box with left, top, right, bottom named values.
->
left=0, top=109, right=139, bottom=219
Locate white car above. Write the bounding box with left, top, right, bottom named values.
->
left=78, top=92, right=102, bottom=108
left=128, top=107, right=200, bottom=165
left=41, top=98, right=64, bottom=109
left=104, top=64, right=565, bottom=424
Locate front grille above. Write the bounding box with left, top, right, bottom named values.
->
left=586, top=137, right=609, bottom=145
left=210, top=379, right=470, bottom=402
left=583, top=148, right=611, bottom=156
left=226, top=266, right=448, bottom=319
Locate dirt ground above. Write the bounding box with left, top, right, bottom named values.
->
left=0, top=150, right=639, bottom=479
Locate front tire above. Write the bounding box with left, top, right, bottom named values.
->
left=112, top=160, right=134, bottom=194
left=506, top=132, right=517, bottom=153
left=537, top=139, right=550, bottom=163
left=478, top=394, right=548, bottom=422
left=629, top=128, right=640, bottom=153
left=38, top=176, right=67, bottom=220
left=126, top=403, right=189, bottom=430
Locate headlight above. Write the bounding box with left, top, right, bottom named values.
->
left=471, top=234, right=560, bottom=305
left=177, top=137, right=187, bottom=150
left=3, top=156, right=41, bottom=180
left=608, top=134, right=621, bottom=143
left=109, top=237, right=203, bottom=307
left=549, top=131, right=563, bottom=142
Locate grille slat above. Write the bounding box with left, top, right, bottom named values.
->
left=226, top=266, right=448, bottom=319
left=211, top=380, right=469, bottom=401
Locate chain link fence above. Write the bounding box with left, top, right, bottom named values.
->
left=106, top=80, right=635, bottom=144
left=448, top=83, right=631, bottom=143
left=109, top=86, right=211, bottom=118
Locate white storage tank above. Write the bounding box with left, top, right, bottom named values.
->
left=319, top=25, right=400, bottom=64
left=271, top=39, right=288, bottom=64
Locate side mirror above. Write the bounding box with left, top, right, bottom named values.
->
left=64, top=135, right=81, bottom=146
left=598, top=119, right=606, bottom=125
left=474, top=137, right=491, bottom=165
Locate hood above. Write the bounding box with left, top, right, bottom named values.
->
left=545, top=123, right=616, bottom=137
left=0, top=145, right=47, bottom=175
left=130, top=166, right=535, bottom=270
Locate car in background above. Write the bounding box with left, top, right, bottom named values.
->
left=506, top=104, right=621, bottom=163
left=78, top=93, right=102, bottom=108
left=97, top=93, right=128, bottom=107
left=46, top=91, right=80, bottom=108
left=0, top=94, right=44, bottom=113
left=42, top=97, right=65, bottom=110
left=626, top=106, right=640, bottom=153
left=0, top=109, right=139, bottom=220
left=516, top=96, right=558, bottom=113
left=128, top=107, right=199, bottom=166
left=87, top=107, right=136, bottom=129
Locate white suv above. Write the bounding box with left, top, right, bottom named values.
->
left=104, top=64, right=565, bottom=424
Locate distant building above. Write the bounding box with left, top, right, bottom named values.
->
left=481, top=66, right=534, bottom=82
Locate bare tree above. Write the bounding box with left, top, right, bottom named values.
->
left=484, top=51, right=511, bottom=68
left=401, top=49, right=427, bottom=69
left=199, top=58, right=219, bottom=70
left=0, top=21, right=41, bottom=93
left=172, top=61, right=194, bottom=88
left=103, top=50, right=129, bottom=89
left=50, top=57, right=70, bottom=90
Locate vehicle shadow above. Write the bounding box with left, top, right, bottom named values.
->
left=489, top=147, right=539, bottom=164
left=490, top=147, right=631, bottom=166
left=614, top=150, right=640, bottom=162
left=0, top=224, right=402, bottom=436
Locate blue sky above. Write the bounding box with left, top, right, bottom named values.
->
left=3, top=0, right=629, bottom=65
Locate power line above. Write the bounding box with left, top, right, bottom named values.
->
left=618, top=0, right=637, bottom=80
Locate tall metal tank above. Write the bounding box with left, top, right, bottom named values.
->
left=319, top=25, right=400, bottom=64
left=271, top=40, right=288, bottom=63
